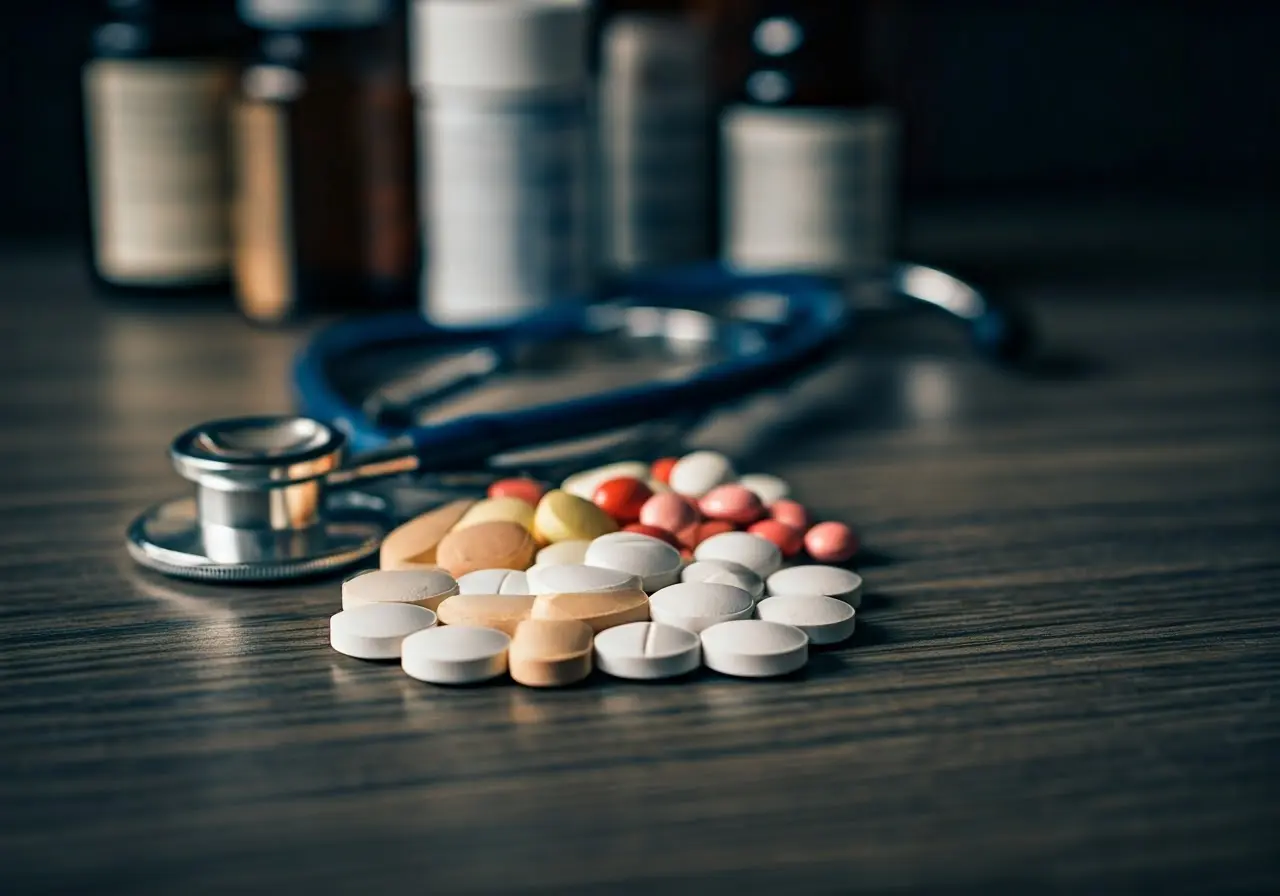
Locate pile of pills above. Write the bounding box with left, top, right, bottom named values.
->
left=329, top=450, right=865, bottom=687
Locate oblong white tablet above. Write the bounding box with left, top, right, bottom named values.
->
left=766, top=565, right=864, bottom=607
left=456, top=568, right=532, bottom=595
left=330, top=603, right=437, bottom=660
left=699, top=619, right=808, bottom=677
left=561, top=461, right=650, bottom=500
left=736, top=473, right=790, bottom=506
left=527, top=563, right=643, bottom=595
left=668, top=450, right=736, bottom=498
left=400, top=625, right=510, bottom=685
left=341, top=568, right=459, bottom=612
left=681, top=559, right=764, bottom=601
left=647, top=582, right=755, bottom=634
left=585, top=532, right=683, bottom=591
left=534, top=539, right=591, bottom=568
left=694, top=531, right=782, bottom=578
left=593, top=622, right=701, bottom=680
left=755, top=594, right=856, bottom=645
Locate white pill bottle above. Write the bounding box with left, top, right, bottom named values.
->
left=411, top=0, right=593, bottom=325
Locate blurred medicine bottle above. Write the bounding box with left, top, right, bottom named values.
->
left=594, top=0, right=716, bottom=276
left=411, top=0, right=593, bottom=324
left=82, top=0, right=240, bottom=295
left=715, top=1, right=900, bottom=277
left=232, top=0, right=418, bottom=325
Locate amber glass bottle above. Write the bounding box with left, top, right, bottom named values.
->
left=714, top=1, right=899, bottom=276
left=232, top=0, right=417, bottom=325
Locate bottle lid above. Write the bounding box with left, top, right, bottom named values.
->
left=412, top=0, right=588, bottom=93
left=239, top=0, right=391, bottom=30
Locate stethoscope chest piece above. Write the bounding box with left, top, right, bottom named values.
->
left=126, top=416, right=386, bottom=583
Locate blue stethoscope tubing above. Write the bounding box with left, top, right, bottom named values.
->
left=292, top=262, right=1029, bottom=465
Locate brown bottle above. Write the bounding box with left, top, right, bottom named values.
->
left=714, top=1, right=899, bottom=276
left=232, top=0, right=417, bottom=325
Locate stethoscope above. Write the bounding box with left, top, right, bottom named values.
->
left=125, top=263, right=1032, bottom=584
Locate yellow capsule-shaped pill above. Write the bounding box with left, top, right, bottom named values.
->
left=533, top=489, right=619, bottom=544
left=454, top=496, right=535, bottom=533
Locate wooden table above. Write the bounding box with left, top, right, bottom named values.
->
left=3, top=201, right=1279, bottom=894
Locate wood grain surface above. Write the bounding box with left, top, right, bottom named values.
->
left=2, top=202, right=1279, bottom=894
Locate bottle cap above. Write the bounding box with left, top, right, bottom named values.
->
left=412, top=0, right=588, bottom=93
left=239, top=0, right=391, bottom=30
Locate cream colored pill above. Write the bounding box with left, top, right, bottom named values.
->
left=435, top=594, right=535, bottom=635
left=668, top=450, right=736, bottom=497
left=508, top=619, right=594, bottom=687
left=533, top=489, right=619, bottom=544
left=699, top=619, right=808, bottom=677
left=593, top=621, right=701, bottom=680
left=680, top=560, right=764, bottom=601
left=534, top=539, right=591, bottom=568
left=526, top=563, right=642, bottom=595
left=454, top=496, right=536, bottom=533
left=585, top=531, right=683, bottom=591
left=400, top=625, right=510, bottom=685
left=561, top=461, right=649, bottom=500
left=693, top=531, right=782, bottom=577
left=330, top=602, right=437, bottom=660
left=736, top=473, right=790, bottom=506
left=766, top=565, right=864, bottom=607
left=755, top=594, right=856, bottom=645
left=379, top=499, right=476, bottom=570
left=456, top=568, right=532, bottom=595
left=435, top=521, right=537, bottom=577
left=647, top=582, right=755, bottom=634
left=531, top=588, right=649, bottom=633
left=342, top=568, right=460, bottom=612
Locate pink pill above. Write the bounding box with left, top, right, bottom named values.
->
left=638, top=492, right=701, bottom=534
left=770, top=499, right=810, bottom=532
left=679, top=519, right=735, bottom=550
left=699, top=484, right=765, bottom=525
left=747, top=519, right=804, bottom=558
left=804, top=521, right=860, bottom=564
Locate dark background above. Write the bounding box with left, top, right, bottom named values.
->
left=1, top=0, right=1277, bottom=240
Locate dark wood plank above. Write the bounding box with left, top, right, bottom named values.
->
left=2, top=202, right=1279, bottom=894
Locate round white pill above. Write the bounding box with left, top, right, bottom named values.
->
left=647, top=582, right=754, bottom=634
left=561, top=461, right=650, bottom=500
left=694, top=531, right=782, bottom=578
left=766, top=565, right=864, bottom=607
left=526, top=563, right=643, bottom=595
left=330, top=603, right=437, bottom=660
left=700, top=619, right=809, bottom=678
left=400, top=624, right=510, bottom=685
left=456, top=568, right=532, bottom=595
left=593, top=622, right=701, bottom=680
left=736, top=473, right=790, bottom=506
left=341, top=568, right=459, bottom=612
left=755, top=594, right=856, bottom=645
left=585, top=532, right=683, bottom=592
left=534, top=539, right=591, bottom=568
left=668, top=450, right=736, bottom=497
left=681, top=559, right=764, bottom=601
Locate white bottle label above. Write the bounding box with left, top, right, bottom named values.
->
left=83, top=59, right=234, bottom=285
left=421, top=94, right=590, bottom=323
left=722, top=105, right=899, bottom=275
left=598, top=14, right=711, bottom=271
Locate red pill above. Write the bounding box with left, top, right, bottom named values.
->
left=639, top=492, right=701, bottom=534
left=748, top=519, right=804, bottom=558
left=681, top=519, right=736, bottom=549
left=804, top=521, right=860, bottom=564
left=770, top=499, right=810, bottom=532
left=593, top=476, right=653, bottom=523
left=622, top=523, right=682, bottom=548
left=699, top=484, right=766, bottom=526
left=487, top=477, right=545, bottom=506
left=650, top=457, right=678, bottom=485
